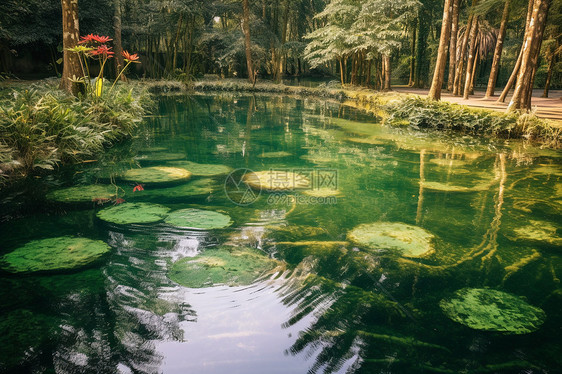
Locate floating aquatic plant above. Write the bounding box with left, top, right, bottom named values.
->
left=167, top=161, right=232, bottom=176
left=244, top=170, right=310, bottom=191
left=122, top=166, right=191, bottom=184
left=1, top=236, right=110, bottom=273
left=439, top=288, right=546, bottom=334
left=46, top=184, right=118, bottom=203
left=132, top=178, right=215, bottom=199
left=169, top=247, right=280, bottom=288
left=97, top=202, right=170, bottom=224
left=164, top=208, right=232, bottom=229
left=347, top=222, right=434, bottom=257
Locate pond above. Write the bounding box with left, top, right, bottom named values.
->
left=0, top=94, right=560, bottom=373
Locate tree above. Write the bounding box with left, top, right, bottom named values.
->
left=60, top=0, right=82, bottom=95
left=242, top=0, right=255, bottom=83
left=484, top=0, right=511, bottom=98
left=428, top=0, right=454, bottom=100
left=446, top=0, right=459, bottom=91
left=508, top=0, right=552, bottom=111
left=113, top=0, right=125, bottom=81
left=462, top=13, right=479, bottom=99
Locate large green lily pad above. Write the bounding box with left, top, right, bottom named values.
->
left=134, top=152, right=186, bottom=163
left=46, top=184, right=118, bottom=204
left=347, top=222, right=434, bottom=257
left=244, top=170, right=311, bottom=191
left=133, top=178, right=215, bottom=199
left=439, top=288, right=546, bottom=334
left=167, top=161, right=232, bottom=176
left=122, top=167, right=191, bottom=184
left=164, top=208, right=233, bottom=229
left=97, top=202, right=170, bottom=224
left=169, top=247, right=280, bottom=288
left=1, top=236, right=110, bottom=273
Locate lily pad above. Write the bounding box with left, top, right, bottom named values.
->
left=164, top=208, right=232, bottom=229
left=1, top=236, right=110, bottom=273
left=133, top=178, right=215, bottom=199
left=169, top=247, right=280, bottom=288
left=122, top=167, right=191, bottom=184
left=439, top=288, right=546, bottom=334
left=97, top=202, right=170, bottom=224
left=46, top=184, right=118, bottom=204
left=257, top=151, right=292, bottom=158
left=347, top=222, right=434, bottom=257
left=167, top=161, right=232, bottom=176
left=134, top=152, right=186, bottom=163
left=244, top=170, right=311, bottom=191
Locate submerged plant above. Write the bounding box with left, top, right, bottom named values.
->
left=169, top=247, right=280, bottom=288
left=439, top=288, right=546, bottom=334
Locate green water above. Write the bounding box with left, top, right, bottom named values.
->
left=0, top=94, right=560, bottom=373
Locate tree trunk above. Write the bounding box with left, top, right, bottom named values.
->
left=541, top=53, right=555, bottom=97
left=447, top=0, right=459, bottom=91
left=485, top=0, right=510, bottom=98
left=60, top=0, right=82, bottom=95
left=339, top=57, right=344, bottom=85
left=463, top=15, right=479, bottom=99
left=409, top=22, right=417, bottom=87
left=113, top=0, right=126, bottom=81
left=383, top=54, right=391, bottom=91
left=498, top=0, right=534, bottom=102
left=414, top=11, right=429, bottom=88
left=508, top=0, right=551, bottom=111
left=453, top=14, right=474, bottom=95
left=428, top=0, right=453, bottom=100
left=242, top=0, right=254, bottom=83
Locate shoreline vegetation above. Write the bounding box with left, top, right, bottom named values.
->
left=1, top=77, right=560, bottom=187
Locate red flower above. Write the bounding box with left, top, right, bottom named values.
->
left=122, top=50, right=140, bottom=63
left=133, top=184, right=144, bottom=192
left=113, top=198, right=125, bottom=205
left=79, top=34, right=96, bottom=44
left=90, top=45, right=114, bottom=58
left=92, top=35, right=112, bottom=43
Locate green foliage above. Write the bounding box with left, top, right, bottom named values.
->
left=0, top=81, right=152, bottom=180
left=96, top=202, right=170, bottom=225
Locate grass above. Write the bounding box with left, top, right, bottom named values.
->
left=190, top=78, right=561, bottom=148
left=0, top=79, right=153, bottom=184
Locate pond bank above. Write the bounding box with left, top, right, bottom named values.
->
left=185, top=79, right=561, bottom=148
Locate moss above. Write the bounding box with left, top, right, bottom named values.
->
left=46, top=184, right=119, bottom=204
left=164, top=208, right=233, bottom=229
left=97, top=202, right=170, bottom=224
left=348, top=222, right=434, bottom=258
left=169, top=247, right=281, bottom=288
left=439, top=288, right=546, bottom=334
left=166, top=161, right=232, bottom=176
left=121, top=166, right=191, bottom=184
left=1, top=236, right=110, bottom=273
